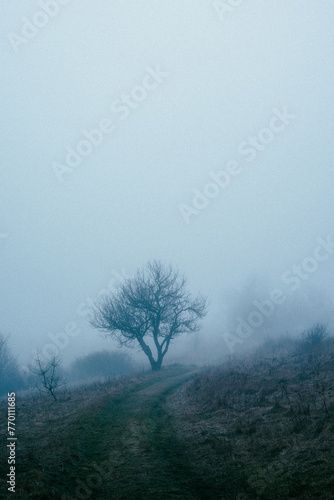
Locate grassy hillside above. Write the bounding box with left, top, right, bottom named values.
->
left=0, top=374, right=144, bottom=499
left=0, top=367, right=203, bottom=499
left=174, top=335, right=334, bottom=498
left=1, top=335, right=333, bottom=499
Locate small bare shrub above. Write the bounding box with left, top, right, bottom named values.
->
left=30, top=354, right=64, bottom=401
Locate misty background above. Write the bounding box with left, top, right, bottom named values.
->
left=1, top=1, right=334, bottom=370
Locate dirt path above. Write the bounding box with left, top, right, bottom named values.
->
left=63, top=367, right=219, bottom=500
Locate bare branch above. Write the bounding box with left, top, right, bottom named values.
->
left=90, top=260, right=208, bottom=370
left=31, top=353, right=64, bottom=401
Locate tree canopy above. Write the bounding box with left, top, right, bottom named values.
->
left=90, top=261, right=207, bottom=370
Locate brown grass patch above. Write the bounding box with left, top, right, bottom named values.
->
left=168, top=339, right=334, bottom=499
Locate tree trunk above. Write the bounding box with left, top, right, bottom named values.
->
left=150, top=359, right=162, bottom=371
left=137, top=338, right=163, bottom=371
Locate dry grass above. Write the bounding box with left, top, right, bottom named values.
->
left=0, top=373, right=149, bottom=499
left=169, top=337, right=334, bottom=499
left=1, top=340, right=334, bottom=499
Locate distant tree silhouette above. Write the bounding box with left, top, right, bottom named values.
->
left=71, top=350, right=133, bottom=380
left=303, top=323, right=329, bottom=346
left=90, top=261, right=207, bottom=371
left=0, top=334, right=23, bottom=396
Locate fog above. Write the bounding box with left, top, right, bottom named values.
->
left=1, top=1, right=334, bottom=370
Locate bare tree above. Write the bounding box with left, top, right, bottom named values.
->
left=90, top=261, right=207, bottom=371
left=303, top=323, right=329, bottom=346
left=31, top=353, right=64, bottom=400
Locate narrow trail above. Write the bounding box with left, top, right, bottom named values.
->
left=65, top=367, right=220, bottom=500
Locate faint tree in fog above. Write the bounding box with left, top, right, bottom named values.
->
left=70, top=350, right=133, bottom=381
left=0, top=334, right=23, bottom=396
left=90, top=260, right=207, bottom=371
left=302, top=323, right=329, bottom=346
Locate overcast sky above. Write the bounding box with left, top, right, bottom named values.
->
left=1, top=1, right=334, bottom=368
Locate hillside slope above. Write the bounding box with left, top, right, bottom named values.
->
left=1, top=339, right=333, bottom=499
